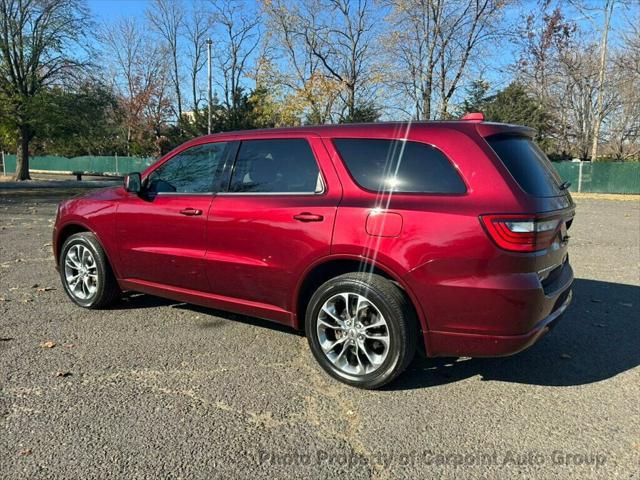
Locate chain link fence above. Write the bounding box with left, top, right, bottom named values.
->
left=1, top=153, right=638, bottom=194
left=1, top=153, right=156, bottom=176
left=553, top=162, right=639, bottom=194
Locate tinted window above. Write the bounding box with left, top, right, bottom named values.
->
left=147, top=142, right=227, bottom=194
left=487, top=136, right=562, bottom=197
left=229, top=139, right=322, bottom=193
left=333, top=139, right=466, bottom=194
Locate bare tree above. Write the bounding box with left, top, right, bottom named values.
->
left=210, top=0, right=260, bottom=111
left=147, top=0, right=185, bottom=122
left=607, top=28, right=640, bottom=159
left=184, top=0, right=212, bottom=113
left=514, top=1, right=576, bottom=154
left=299, top=0, right=377, bottom=122
left=385, top=0, right=509, bottom=120
left=262, top=0, right=341, bottom=123
left=100, top=18, right=172, bottom=156
left=0, top=0, right=91, bottom=180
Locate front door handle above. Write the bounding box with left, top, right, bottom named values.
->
left=179, top=208, right=203, bottom=216
left=293, top=212, right=324, bottom=222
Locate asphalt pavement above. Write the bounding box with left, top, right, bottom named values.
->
left=0, top=189, right=638, bottom=479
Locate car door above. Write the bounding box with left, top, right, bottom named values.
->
left=203, top=135, right=342, bottom=316
left=116, top=141, right=229, bottom=291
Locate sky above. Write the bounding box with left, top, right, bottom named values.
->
left=85, top=0, right=637, bottom=116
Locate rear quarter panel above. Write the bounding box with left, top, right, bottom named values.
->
left=322, top=124, right=543, bottom=336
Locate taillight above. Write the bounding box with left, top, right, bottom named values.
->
left=480, top=214, right=561, bottom=252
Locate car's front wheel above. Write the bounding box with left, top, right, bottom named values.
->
left=305, top=272, right=417, bottom=389
left=59, top=232, right=120, bottom=308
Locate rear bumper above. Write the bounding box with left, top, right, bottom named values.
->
left=427, top=289, right=572, bottom=357
left=407, top=256, right=574, bottom=357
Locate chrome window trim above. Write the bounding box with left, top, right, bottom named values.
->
left=216, top=191, right=322, bottom=196
left=153, top=192, right=214, bottom=196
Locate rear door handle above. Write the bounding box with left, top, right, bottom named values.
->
left=179, top=208, right=203, bottom=216
left=293, top=212, right=324, bottom=222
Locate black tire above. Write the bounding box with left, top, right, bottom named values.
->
left=305, top=272, right=417, bottom=389
left=59, top=232, right=120, bottom=309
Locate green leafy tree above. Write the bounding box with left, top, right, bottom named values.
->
left=340, top=102, right=380, bottom=124
left=460, top=80, right=490, bottom=114
left=0, top=0, right=91, bottom=179
left=460, top=81, right=555, bottom=150
left=31, top=84, right=123, bottom=157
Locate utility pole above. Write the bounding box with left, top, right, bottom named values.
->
left=590, top=0, right=614, bottom=162
left=207, top=38, right=213, bottom=135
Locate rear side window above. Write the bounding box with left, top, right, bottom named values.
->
left=229, top=139, right=322, bottom=193
left=332, top=139, right=466, bottom=194
left=487, top=136, right=562, bottom=197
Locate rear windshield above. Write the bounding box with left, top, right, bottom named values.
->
left=487, top=136, right=563, bottom=197
left=333, top=138, right=466, bottom=194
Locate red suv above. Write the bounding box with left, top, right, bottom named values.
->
left=53, top=117, right=574, bottom=388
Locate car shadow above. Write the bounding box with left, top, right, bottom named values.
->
left=112, top=292, right=300, bottom=335
left=388, top=278, right=640, bottom=390
left=110, top=278, right=639, bottom=389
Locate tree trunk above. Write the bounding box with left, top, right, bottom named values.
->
left=14, top=126, right=31, bottom=181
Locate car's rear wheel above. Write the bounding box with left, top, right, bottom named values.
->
left=59, top=232, right=120, bottom=308
left=305, top=272, right=417, bottom=389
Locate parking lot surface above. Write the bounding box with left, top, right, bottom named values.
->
left=0, top=189, right=638, bottom=479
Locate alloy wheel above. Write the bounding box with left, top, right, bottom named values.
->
left=64, top=244, right=99, bottom=300
left=316, top=292, right=390, bottom=376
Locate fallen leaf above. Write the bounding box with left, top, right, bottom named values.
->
left=560, top=353, right=572, bottom=360
left=54, top=371, right=72, bottom=378
left=18, top=449, right=32, bottom=456
left=40, top=341, right=56, bottom=349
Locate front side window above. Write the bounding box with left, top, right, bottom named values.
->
left=333, top=138, right=466, bottom=194
left=147, top=142, right=228, bottom=194
left=228, top=139, right=322, bottom=193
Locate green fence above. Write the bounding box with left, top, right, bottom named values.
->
left=1, top=154, right=155, bottom=176
left=1, top=153, right=638, bottom=194
left=553, top=161, right=640, bottom=194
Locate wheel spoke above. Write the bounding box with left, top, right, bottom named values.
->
left=65, top=257, right=80, bottom=269
left=331, top=341, right=349, bottom=365
left=363, top=317, right=386, bottom=330
left=321, top=336, right=347, bottom=353
left=318, top=316, right=343, bottom=331
left=354, top=344, right=366, bottom=374
left=357, top=339, right=379, bottom=366
left=339, top=292, right=354, bottom=319
left=320, top=306, right=346, bottom=328
left=364, top=332, right=389, bottom=348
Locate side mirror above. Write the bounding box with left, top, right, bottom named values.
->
left=124, top=172, right=142, bottom=193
